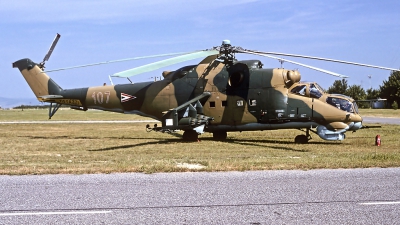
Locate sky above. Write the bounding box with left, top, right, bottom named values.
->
left=1, top=0, right=400, bottom=102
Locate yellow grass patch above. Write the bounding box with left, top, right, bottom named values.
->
left=0, top=108, right=399, bottom=174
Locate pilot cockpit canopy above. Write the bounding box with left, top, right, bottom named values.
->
left=326, top=95, right=359, bottom=113
left=290, top=82, right=324, bottom=99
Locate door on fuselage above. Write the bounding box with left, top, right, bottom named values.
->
left=287, top=83, right=316, bottom=121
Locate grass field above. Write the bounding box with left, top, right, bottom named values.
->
left=0, top=108, right=399, bottom=175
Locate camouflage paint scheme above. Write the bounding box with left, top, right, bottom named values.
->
left=13, top=55, right=363, bottom=143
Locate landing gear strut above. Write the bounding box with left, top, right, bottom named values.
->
left=295, top=128, right=312, bottom=144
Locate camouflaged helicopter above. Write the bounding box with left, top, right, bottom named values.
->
left=13, top=34, right=400, bottom=143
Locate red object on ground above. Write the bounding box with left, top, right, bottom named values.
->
left=375, top=135, right=381, bottom=146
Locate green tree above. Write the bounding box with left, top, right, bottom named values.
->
left=365, top=88, right=381, bottom=100
left=327, top=79, right=348, bottom=94
left=345, top=85, right=367, bottom=108
left=345, top=85, right=366, bottom=101
left=392, top=101, right=398, bottom=110
left=380, top=71, right=400, bottom=107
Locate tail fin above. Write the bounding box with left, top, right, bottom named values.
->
left=13, top=58, right=63, bottom=100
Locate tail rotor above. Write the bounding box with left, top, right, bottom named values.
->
left=38, top=33, right=61, bottom=70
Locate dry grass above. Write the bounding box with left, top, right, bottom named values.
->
left=1, top=108, right=398, bottom=121
left=0, top=108, right=147, bottom=121
left=0, top=108, right=399, bottom=175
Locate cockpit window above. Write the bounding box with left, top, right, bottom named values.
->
left=326, top=97, right=354, bottom=113
left=309, top=83, right=323, bottom=99
left=291, top=85, right=307, bottom=96
left=313, top=83, right=325, bottom=92
left=353, top=102, right=359, bottom=114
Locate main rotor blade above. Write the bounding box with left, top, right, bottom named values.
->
left=43, top=51, right=199, bottom=73
left=242, top=50, right=349, bottom=78
left=245, top=50, right=400, bottom=72
left=112, top=50, right=219, bottom=78
left=43, top=33, right=61, bottom=63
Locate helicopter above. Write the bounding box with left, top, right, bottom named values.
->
left=12, top=34, right=400, bottom=143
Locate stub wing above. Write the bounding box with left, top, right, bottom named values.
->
left=147, top=92, right=213, bottom=133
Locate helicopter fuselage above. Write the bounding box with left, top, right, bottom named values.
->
left=14, top=57, right=362, bottom=143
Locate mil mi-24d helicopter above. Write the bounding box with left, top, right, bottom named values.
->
left=13, top=34, right=400, bottom=143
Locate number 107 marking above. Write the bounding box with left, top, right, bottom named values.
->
left=91, top=91, right=110, bottom=104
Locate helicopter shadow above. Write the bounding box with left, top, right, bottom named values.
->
left=89, top=138, right=186, bottom=152
left=203, top=137, right=343, bottom=152
left=18, top=135, right=174, bottom=141
left=19, top=134, right=341, bottom=153
left=202, top=138, right=306, bottom=152
left=90, top=136, right=340, bottom=153
left=19, top=135, right=100, bottom=140
left=90, top=140, right=171, bottom=151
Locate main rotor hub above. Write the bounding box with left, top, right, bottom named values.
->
left=215, top=40, right=245, bottom=65
left=222, top=40, right=231, bottom=47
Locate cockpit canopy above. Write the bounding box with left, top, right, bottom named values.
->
left=290, top=82, right=359, bottom=114
left=326, top=96, right=359, bottom=113
left=290, top=82, right=324, bottom=99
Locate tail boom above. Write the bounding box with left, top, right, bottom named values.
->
left=13, top=58, right=63, bottom=100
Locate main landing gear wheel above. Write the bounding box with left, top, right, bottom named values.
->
left=213, top=131, right=227, bottom=140
left=295, top=128, right=312, bottom=144
left=182, top=130, right=199, bottom=142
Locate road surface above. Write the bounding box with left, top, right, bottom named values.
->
left=1, top=168, right=399, bottom=224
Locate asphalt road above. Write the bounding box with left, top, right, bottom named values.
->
left=1, top=168, right=400, bottom=224
left=363, top=116, right=400, bottom=125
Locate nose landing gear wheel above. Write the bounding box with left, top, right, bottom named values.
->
left=295, top=135, right=309, bottom=144
left=295, top=128, right=312, bottom=144
left=213, top=131, right=227, bottom=140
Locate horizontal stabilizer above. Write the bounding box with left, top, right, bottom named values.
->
left=38, top=95, right=64, bottom=102
left=39, top=95, right=64, bottom=100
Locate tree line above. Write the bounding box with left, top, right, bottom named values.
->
left=327, top=70, right=400, bottom=109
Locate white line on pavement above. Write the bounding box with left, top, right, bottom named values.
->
left=0, top=210, right=112, bottom=216
left=359, top=201, right=400, bottom=205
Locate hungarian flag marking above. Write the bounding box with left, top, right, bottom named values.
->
left=121, top=93, right=136, bottom=103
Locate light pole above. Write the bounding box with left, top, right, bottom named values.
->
left=367, top=75, right=372, bottom=89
